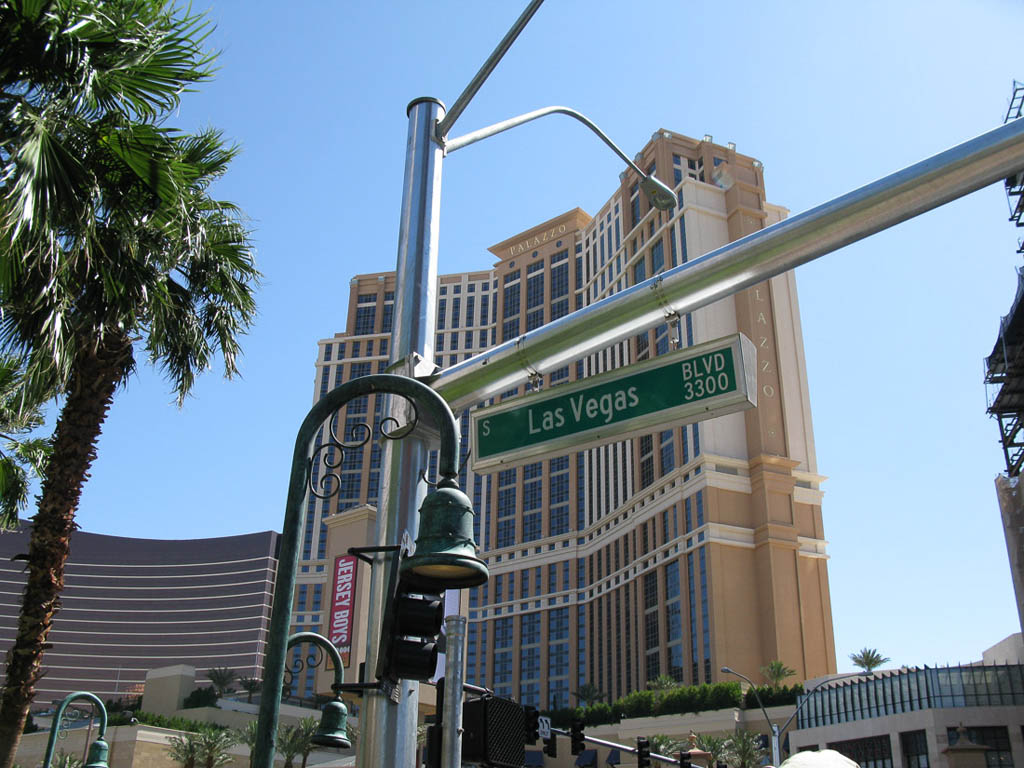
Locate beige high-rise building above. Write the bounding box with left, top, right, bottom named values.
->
left=299, top=129, right=836, bottom=710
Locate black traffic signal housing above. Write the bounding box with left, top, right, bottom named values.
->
left=543, top=732, right=557, bottom=757
left=637, top=736, right=652, bottom=768
left=376, top=555, right=444, bottom=682
left=679, top=750, right=693, bottom=768
left=523, top=705, right=539, bottom=745
left=570, top=719, right=585, bottom=755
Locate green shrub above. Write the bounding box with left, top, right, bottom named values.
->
left=182, top=686, right=218, bottom=709
left=743, top=683, right=803, bottom=709
left=106, top=709, right=227, bottom=734
left=583, top=701, right=614, bottom=725
left=570, top=681, right=743, bottom=724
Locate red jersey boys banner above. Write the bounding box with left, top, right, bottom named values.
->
left=329, top=555, right=357, bottom=666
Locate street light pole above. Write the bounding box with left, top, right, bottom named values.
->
left=721, top=666, right=780, bottom=766
left=721, top=667, right=863, bottom=765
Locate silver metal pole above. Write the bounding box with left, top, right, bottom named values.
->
left=771, top=723, right=781, bottom=766
left=440, top=616, right=467, bottom=768
left=360, top=96, right=445, bottom=768
left=433, top=116, right=1024, bottom=411
left=435, top=0, right=545, bottom=141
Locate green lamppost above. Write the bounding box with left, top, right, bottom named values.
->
left=42, top=692, right=108, bottom=768
left=284, top=632, right=352, bottom=749
left=251, top=374, right=487, bottom=768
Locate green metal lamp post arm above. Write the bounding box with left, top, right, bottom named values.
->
left=43, top=692, right=107, bottom=768
left=286, top=632, right=346, bottom=692
left=252, top=374, right=461, bottom=768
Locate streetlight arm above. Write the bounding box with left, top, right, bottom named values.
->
left=777, top=673, right=862, bottom=738
left=723, top=668, right=773, bottom=734
left=443, top=105, right=676, bottom=210
left=434, top=0, right=545, bottom=141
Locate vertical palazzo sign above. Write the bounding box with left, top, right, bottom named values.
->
left=329, top=555, right=357, bottom=666
left=471, top=333, right=757, bottom=470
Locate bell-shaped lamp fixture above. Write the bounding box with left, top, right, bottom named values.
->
left=83, top=737, right=110, bottom=768
left=311, top=696, right=351, bottom=750
left=400, top=478, right=489, bottom=589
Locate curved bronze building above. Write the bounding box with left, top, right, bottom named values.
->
left=0, top=524, right=278, bottom=702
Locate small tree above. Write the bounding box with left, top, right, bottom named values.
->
left=277, top=723, right=305, bottom=768
left=760, top=660, right=796, bottom=689
left=650, top=734, right=686, bottom=757
left=573, top=683, right=607, bottom=708
left=50, top=752, right=82, bottom=768
left=238, top=678, right=261, bottom=704
left=168, top=733, right=202, bottom=768
left=697, top=733, right=730, bottom=767
left=727, top=729, right=769, bottom=768
left=849, top=648, right=889, bottom=673
left=197, top=729, right=235, bottom=768
left=205, top=667, right=237, bottom=698
left=234, top=720, right=259, bottom=768
left=647, top=674, right=682, bottom=693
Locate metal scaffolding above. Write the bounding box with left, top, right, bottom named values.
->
left=985, top=81, right=1024, bottom=474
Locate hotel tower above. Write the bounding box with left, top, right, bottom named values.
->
left=298, top=129, right=836, bottom=708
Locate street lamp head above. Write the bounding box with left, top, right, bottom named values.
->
left=640, top=175, right=676, bottom=211
left=83, top=737, right=109, bottom=768
left=400, top=478, right=489, bottom=589
left=720, top=666, right=733, bottom=674
left=311, top=696, right=352, bottom=750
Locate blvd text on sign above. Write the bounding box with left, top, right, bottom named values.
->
left=470, top=333, right=756, bottom=471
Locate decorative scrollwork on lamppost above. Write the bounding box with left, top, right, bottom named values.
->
left=251, top=374, right=489, bottom=768
left=42, top=692, right=109, bottom=768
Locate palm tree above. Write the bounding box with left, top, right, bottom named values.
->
left=726, top=729, right=769, bottom=768
left=760, top=660, right=796, bottom=689
left=205, top=667, right=237, bottom=698
left=238, top=677, right=261, bottom=704
left=697, top=733, right=730, bottom=767
left=289, top=717, right=319, bottom=768
left=50, top=752, right=82, bottom=768
left=647, top=674, right=682, bottom=693
left=233, top=721, right=260, bottom=768
left=197, top=729, right=236, bottom=768
left=849, top=648, right=890, bottom=673
left=572, top=683, right=607, bottom=708
left=277, top=723, right=305, bottom=768
left=0, top=3, right=257, bottom=761
left=0, top=356, right=49, bottom=530
left=650, top=734, right=686, bottom=757
left=167, top=733, right=202, bottom=768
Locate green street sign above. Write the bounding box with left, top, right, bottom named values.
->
left=470, top=333, right=756, bottom=470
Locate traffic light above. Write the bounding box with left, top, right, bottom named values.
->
left=523, top=705, right=539, bottom=744
left=570, top=719, right=585, bottom=755
left=637, top=736, right=652, bottom=768
left=543, top=732, right=557, bottom=757
left=679, top=750, right=693, bottom=768
left=377, top=568, right=444, bottom=681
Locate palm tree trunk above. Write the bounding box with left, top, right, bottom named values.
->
left=0, top=334, right=132, bottom=768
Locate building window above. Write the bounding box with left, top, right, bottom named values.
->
left=828, top=736, right=894, bottom=768
left=899, top=731, right=929, bottom=768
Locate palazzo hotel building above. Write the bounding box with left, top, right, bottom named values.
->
left=302, top=129, right=836, bottom=709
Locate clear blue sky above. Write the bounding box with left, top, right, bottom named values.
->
left=49, top=1, right=1024, bottom=674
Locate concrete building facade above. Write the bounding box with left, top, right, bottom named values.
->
left=302, top=129, right=836, bottom=707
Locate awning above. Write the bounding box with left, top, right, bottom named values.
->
left=576, top=750, right=598, bottom=767
left=607, top=748, right=621, bottom=765
left=525, top=751, right=545, bottom=767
